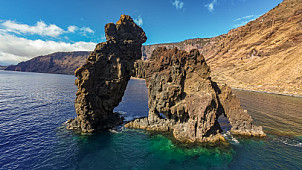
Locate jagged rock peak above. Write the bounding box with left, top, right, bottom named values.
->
left=105, top=14, right=147, bottom=44
left=66, top=15, right=147, bottom=132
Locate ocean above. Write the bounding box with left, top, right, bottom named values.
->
left=0, top=70, right=301, bottom=169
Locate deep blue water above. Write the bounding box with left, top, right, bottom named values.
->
left=0, top=70, right=301, bottom=170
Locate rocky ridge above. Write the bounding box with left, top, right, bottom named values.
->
left=141, top=38, right=208, bottom=60
left=5, top=51, right=90, bottom=75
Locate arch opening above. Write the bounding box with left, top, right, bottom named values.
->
left=113, top=78, right=149, bottom=122
left=217, top=114, right=232, bottom=132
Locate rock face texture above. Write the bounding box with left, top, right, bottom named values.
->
left=125, top=47, right=265, bottom=143
left=216, top=84, right=265, bottom=136
left=66, top=15, right=147, bottom=132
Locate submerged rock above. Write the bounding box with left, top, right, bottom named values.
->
left=125, top=47, right=265, bottom=143
left=66, top=15, right=147, bottom=132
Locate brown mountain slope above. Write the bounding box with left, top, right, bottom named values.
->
left=142, top=38, right=209, bottom=60
left=142, top=0, right=302, bottom=96
left=5, top=51, right=90, bottom=75
left=205, top=0, right=302, bottom=96
left=5, top=0, right=301, bottom=95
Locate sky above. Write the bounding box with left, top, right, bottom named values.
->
left=0, top=0, right=283, bottom=65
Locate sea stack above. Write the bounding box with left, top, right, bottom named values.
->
left=66, top=15, right=147, bottom=132
left=125, top=47, right=265, bottom=143
left=66, top=14, right=265, bottom=143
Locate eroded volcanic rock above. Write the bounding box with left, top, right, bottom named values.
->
left=66, top=15, right=264, bottom=143
left=125, top=47, right=265, bottom=143
left=66, top=15, right=147, bottom=132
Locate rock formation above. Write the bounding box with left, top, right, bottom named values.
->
left=66, top=15, right=147, bottom=132
left=125, top=47, right=265, bottom=143
left=216, top=84, right=265, bottom=136
left=66, top=14, right=264, bottom=143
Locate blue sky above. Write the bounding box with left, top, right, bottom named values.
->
left=0, top=0, right=283, bottom=65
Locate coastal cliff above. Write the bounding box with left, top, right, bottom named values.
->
left=5, top=51, right=90, bottom=75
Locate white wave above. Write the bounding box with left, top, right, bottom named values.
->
left=223, top=131, right=239, bottom=144
left=124, top=115, right=134, bottom=121
left=286, top=143, right=302, bottom=147
left=231, top=136, right=240, bottom=144
left=108, top=129, right=119, bottom=133
left=274, top=137, right=302, bottom=147
left=117, top=111, right=127, bottom=115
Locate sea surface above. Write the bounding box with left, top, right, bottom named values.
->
left=0, top=70, right=301, bottom=170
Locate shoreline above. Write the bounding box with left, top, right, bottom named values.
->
left=232, top=87, right=302, bottom=98
left=2, top=70, right=301, bottom=98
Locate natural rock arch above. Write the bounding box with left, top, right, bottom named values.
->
left=66, top=15, right=265, bottom=143
left=66, top=15, right=146, bottom=132
left=127, top=47, right=265, bottom=143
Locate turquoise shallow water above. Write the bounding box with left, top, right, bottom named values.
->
left=0, top=70, right=301, bottom=169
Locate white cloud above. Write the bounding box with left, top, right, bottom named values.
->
left=233, top=21, right=250, bottom=28
left=0, top=19, right=97, bottom=65
left=67, top=25, right=78, bottom=33
left=0, top=20, right=95, bottom=37
left=172, top=0, right=184, bottom=10
left=80, top=27, right=94, bottom=36
left=1, top=20, right=64, bottom=37
left=134, top=16, right=143, bottom=26
left=0, top=32, right=96, bottom=65
left=233, top=14, right=263, bottom=28
left=101, top=36, right=106, bottom=41
left=80, top=27, right=94, bottom=33
left=0, top=52, right=31, bottom=65
left=234, top=15, right=254, bottom=21
left=205, top=0, right=217, bottom=12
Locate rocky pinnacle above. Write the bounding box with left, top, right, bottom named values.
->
left=66, top=15, right=147, bottom=132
